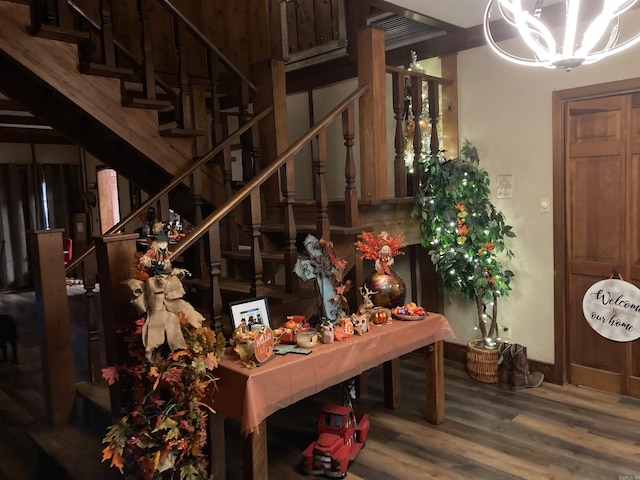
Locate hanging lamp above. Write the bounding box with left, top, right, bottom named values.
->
left=483, top=0, right=640, bottom=70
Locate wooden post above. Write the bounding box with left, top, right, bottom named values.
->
left=243, top=421, right=268, bottom=480
left=357, top=26, right=387, bottom=200
left=383, top=358, right=401, bottom=409
left=250, top=58, right=288, bottom=204
left=441, top=53, right=459, bottom=158
left=30, top=229, right=75, bottom=425
left=94, top=233, right=139, bottom=416
left=425, top=341, right=445, bottom=424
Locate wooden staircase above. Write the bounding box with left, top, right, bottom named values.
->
left=1, top=1, right=451, bottom=477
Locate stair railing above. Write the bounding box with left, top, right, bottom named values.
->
left=386, top=66, right=452, bottom=197
left=64, top=106, right=273, bottom=275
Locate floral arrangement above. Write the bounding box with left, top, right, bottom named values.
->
left=101, top=253, right=225, bottom=479
left=354, top=231, right=407, bottom=274
left=412, top=140, right=515, bottom=347
left=319, top=238, right=352, bottom=313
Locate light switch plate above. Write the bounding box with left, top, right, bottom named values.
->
left=496, top=175, right=513, bottom=199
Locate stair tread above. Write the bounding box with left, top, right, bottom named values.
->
left=29, top=25, right=90, bottom=44
left=261, top=223, right=366, bottom=235
left=159, top=124, right=205, bottom=137
left=222, top=249, right=286, bottom=263
left=184, top=276, right=313, bottom=304
left=123, top=96, right=173, bottom=110
left=27, top=423, right=120, bottom=480
left=79, top=62, right=134, bottom=80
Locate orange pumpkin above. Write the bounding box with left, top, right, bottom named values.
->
left=285, top=319, right=298, bottom=330
left=371, top=308, right=389, bottom=325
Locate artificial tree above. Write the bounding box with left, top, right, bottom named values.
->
left=413, top=140, right=515, bottom=348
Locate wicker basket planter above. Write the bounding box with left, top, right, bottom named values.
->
left=466, top=339, right=499, bottom=383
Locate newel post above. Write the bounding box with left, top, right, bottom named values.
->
left=30, top=229, right=75, bottom=425
left=358, top=26, right=387, bottom=200
left=94, top=233, right=139, bottom=416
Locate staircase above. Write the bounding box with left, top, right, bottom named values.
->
left=0, top=0, right=448, bottom=477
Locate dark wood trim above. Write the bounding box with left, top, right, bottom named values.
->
left=552, top=77, right=640, bottom=390
left=366, top=0, right=464, bottom=33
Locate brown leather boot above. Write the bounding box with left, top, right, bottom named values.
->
left=511, top=344, right=544, bottom=390
left=498, top=342, right=512, bottom=389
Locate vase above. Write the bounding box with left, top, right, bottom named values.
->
left=363, top=269, right=406, bottom=308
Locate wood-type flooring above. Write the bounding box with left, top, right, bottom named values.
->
left=1, top=290, right=640, bottom=479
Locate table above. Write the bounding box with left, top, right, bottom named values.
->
left=210, top=313, right=454, bottom=480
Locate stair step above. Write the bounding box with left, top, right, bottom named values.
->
left=159, top=123, right=205, bottom=138
left=27, top=423, right=120, bottom=480
left=29, top=25, right=90, bottom=43
left=79, top=62, right=134, bottom=80
left=183, top=276, right=314, bottom=304
left=222, top=250, right=286, bottom=264
left=122, top=96, right=173, bottom=110
left=261, top=223, right=366, bottom=236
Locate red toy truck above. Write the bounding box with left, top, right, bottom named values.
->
left=302, top=403, right=370, bottom=478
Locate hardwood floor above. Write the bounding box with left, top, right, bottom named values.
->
left=2, top=289, right=640, bottom=479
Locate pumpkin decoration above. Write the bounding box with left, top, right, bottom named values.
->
left=370, top=307, right=391, bottom=325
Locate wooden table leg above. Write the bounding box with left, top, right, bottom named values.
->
left=209, top=413, right=226, bottom=480
left=243, top=420, right=268, bottom=480
left=425, top=340, right=445, bottom=424
left=383, top=357, right=401, bottom=409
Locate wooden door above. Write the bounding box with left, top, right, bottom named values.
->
left=566, top=93, right=640, bottom=396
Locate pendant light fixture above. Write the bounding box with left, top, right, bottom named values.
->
left=483, top=0, right=640, bottom=70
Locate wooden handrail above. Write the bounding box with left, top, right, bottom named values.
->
left=156, top=0, right=257, bottom=94
left=385, top=65, right=454, bottom=86
left=64, top=106, right=273, bottom=273
left=172, top=85, right=369, bottom=258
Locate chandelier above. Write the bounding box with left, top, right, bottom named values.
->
left=483, top=0, right=640, bottom=70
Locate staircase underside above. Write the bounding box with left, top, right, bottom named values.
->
left=0, top=2, right=222, bottom=212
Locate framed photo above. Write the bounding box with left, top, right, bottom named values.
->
left=229, top=296, right=271, bottom=330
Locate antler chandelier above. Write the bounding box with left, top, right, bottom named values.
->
left=483, top=0, right=640, bottom=70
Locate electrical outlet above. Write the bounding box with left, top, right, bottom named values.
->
left=501, top=324, right=512, bottom=341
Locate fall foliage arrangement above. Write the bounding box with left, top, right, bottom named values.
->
left=354, top=231, right=407, bottom=275
left=101, top=229, right=225, bottom=479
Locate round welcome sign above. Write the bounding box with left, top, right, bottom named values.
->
left=582, top=279, right=640, bottom=342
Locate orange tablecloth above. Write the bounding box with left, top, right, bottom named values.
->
left=211, top=313, right=454, bottom=435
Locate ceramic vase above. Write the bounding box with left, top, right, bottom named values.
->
left=363, top=269, right=406, bottom=308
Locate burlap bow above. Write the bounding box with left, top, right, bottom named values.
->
left=124, top=273, right=204, bottom=358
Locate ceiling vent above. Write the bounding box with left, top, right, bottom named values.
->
left=367, top=12, right=446, bottom=51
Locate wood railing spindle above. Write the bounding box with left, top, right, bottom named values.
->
left=342, top=103, right=357, bottom=227
left=392, top=72, right=407, bottom=198
left=314, top=129, right=330, bottom=241
left=410, top=75, right=423, bottom=195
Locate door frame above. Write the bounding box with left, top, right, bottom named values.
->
left=552, top=77, right=640, bottom=386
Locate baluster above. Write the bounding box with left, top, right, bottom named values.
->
left=410, top=75, right=423, bottom=195
left=173, top=17, right=193, bottom=130
left=249, top=190, right=264, bottom=297
left=221, top=144, right=239, bottom=250
left=29, top=0, right=46, bottom=32
left=428, top=79, right=440, bottom=156
left=239, top=82, right=253, bottom=181
left=314, top=129, right=330, bottom=241
left=99, top=0, right=116, bottom=67
left=207, top=50, right=224, bottom=148
left=343, top=103, right=358, bottom=227
left=280, top=156, right=299, bottom=293
left=206, top=224, right=224, bottom=334
left=137, top=0, right=157, bottom=101
left=392, top=72, right=408, bottom=198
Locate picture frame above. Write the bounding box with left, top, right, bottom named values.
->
left=229, top=296, right=271, bottom=330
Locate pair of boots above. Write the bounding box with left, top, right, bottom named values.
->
left=498, top=342, right=544, bottom=390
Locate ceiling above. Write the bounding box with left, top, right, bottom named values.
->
left=388, top=0, right=489, bottom=29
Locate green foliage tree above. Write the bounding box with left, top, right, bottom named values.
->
left=412, top=140, right=515, bottom=348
